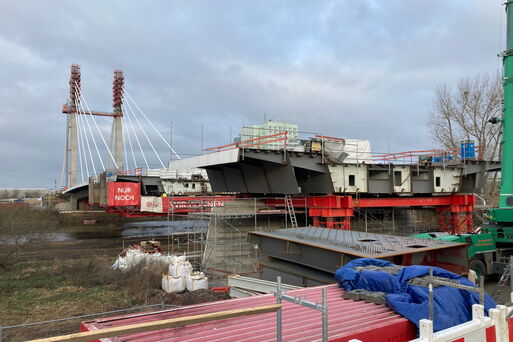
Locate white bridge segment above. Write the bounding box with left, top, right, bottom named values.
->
left=168, top=149, right=240, bottom=170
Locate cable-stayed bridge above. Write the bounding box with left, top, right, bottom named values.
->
left=60, top=64, right=180, bottom=190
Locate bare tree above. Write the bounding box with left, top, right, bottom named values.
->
left=0, top=207, right=63, bottom=268
left=428, top=73, right=502, bottom=160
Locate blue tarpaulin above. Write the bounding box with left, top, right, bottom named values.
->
left=335, top=258, right=496, bottom=332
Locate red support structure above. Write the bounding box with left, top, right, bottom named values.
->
left=112, top=69, right=124, bottom=115
left=267, top=194, right=476, bottom=233
left=103, top=181, right=476, bottom=234
left=306, top=195, right=353, bottom=230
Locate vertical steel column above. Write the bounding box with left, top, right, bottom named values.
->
left=428, top=267, right=434, bottom=323
left=304, top=196, right=308, bottom=227
left=480, top=276, right=485, bottom=305
left=276, top=276, right=282, bottom=342
left=254, top=198, right=257, bottom=229
left=510, top=256, right=513, bottom=294
left=322, top=287, right=328, bottom=342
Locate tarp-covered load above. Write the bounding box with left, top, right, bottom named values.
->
left=335, top=258, right=496, bottom=332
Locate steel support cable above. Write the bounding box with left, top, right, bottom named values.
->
left=123, top=97, right=165, bottom=168
left=123, top=109, right=138, bottom=171
left=122, top=103, right=149, bottom=169
left=76, top=108, right=89, bottom=177
left=75, top=89, right=106, bottom=171
left=75, top=100, right=85, bottom=182
left=122, top=89, right=181, bottom=160
left=108, top=121, right=116, bottom=170
left=81, top=110, right=98, bottom=175
left=79, top=111, right=90, bottom=180
left=75, top=82, right=119, bottom=169
left=122, top=117, right=128, bottom=170
left=76, top=99, right=97, bottom=176
left=60, top=139, right=67, bottom=187
left=73, top=85, right=105, bottom=171
left=75, top=100, right=92, bottom=178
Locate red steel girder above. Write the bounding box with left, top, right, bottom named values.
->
left=266, top=194, right=476, bottom=232
left=352, top=194, right=475, bottom=208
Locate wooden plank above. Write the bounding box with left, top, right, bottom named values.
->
left=27, top=304, right=282, bottom=342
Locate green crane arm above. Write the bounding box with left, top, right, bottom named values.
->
left=490, top=1, right=513, bottom=223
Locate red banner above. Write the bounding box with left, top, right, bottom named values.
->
left=107, top=182, right=141, bottom=206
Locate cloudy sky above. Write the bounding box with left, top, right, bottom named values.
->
left=0, top=0, right=505, bottom=188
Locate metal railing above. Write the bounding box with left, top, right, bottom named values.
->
left=275, top=276, right=328, bottom=342
left=0, top=303, right=179, bottom=342
left=427, top=267, right=485, bottom=325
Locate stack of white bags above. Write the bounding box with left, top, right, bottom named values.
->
left=161, top=255, right=208, bottom=293
left=112, top=248, right=175, bottom=271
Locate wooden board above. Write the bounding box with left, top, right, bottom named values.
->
left=27, top=304, right=282, bottom=342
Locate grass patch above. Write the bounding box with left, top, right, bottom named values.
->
left=0, top=256, right=165, bottom=341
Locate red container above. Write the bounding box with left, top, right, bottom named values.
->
left=81, top=284, right=416, bottom=342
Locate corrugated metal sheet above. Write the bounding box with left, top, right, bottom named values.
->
left=81, top=284, right=416, bottom=342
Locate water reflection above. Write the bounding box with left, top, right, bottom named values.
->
left=1, top=220, right=208, bottom=245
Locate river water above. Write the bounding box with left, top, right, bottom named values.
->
left=1, top=219, right=209, bottom=245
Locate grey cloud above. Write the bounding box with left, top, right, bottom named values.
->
left=0, top=0, right=504, bottom=187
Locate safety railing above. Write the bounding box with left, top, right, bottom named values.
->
left=370, top=146, right=483, bottom=164
left=204, top=131, right=289, bottom=152
left=0, top=304, right=179, bottom=342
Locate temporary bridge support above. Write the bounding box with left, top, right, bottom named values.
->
left=267, top=194, right=476, bottom=234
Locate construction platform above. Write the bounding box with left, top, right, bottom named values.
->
left=167, top=147, right=499, bottom=195
left=81, top=284, right=416, bottom=341
left=249, top=227, right=469, bottom=276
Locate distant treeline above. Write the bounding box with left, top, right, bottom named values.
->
left=0, top=189, right=46, bottom=199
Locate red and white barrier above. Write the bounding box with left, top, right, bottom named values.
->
left=350, top=298, right=513, bottom=342
left=410, top=304, right=509, bottom=342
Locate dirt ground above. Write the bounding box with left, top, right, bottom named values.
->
left=0, top=212, right=224, bottom=341
left=1, top=209, right=512, bottom=341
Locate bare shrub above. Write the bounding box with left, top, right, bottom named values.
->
left=52, top=256, right=117, bottom=287
left=50, top=256, right=168, bottom=305
left=115, top=260, right=168, bottom=305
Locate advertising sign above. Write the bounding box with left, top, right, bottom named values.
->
left=107, top=182, right=141, bottom=206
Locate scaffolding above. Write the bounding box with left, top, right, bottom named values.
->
left=125, top=195, right=476, bottom=282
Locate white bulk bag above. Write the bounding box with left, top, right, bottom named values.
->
left=168, top=276, right=186, bottom=293
left=186, top=272, right=208, bottom=291
left=162, top=274, right=185, bottom=293
left=161, top=274, right=170, bottom=292
left=169, top=261, right=192, bottom=277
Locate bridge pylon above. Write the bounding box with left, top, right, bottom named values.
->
left=61, top=64, right=125, bottom=188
